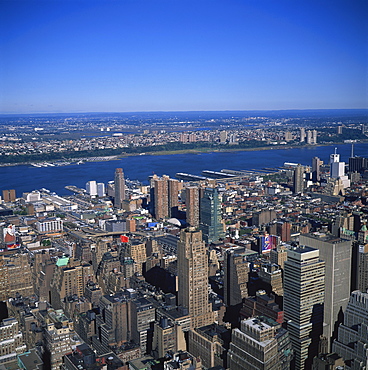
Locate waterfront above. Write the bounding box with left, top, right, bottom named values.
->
left=0, top=143, right=367, bottom=196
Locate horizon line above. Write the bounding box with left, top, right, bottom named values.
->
left=0, top=108, right=367, bottom=116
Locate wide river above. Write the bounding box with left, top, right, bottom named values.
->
left=0, top=143, right=367, bottom=196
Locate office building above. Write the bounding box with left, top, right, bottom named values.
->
left=130, top=297, right=155, bottom=354
left=228, top=316, right=293, bottom=370
left=185, top=186, right=200, bottom=228
left=86, top=180, right=97, bottom=196
left=356, top=243, right=368, bottom=293
left=50, top=257, right=94, bottom=309
left=224, top=247, right=249, bottom=306
left=300, top=233, right=352, bottom=343
left=188, top=323, right=229, bottom=369
left=332, top=290, right=368, bottom=369
left=312, top=157, right=322, bottom=182
left=97, top=182, right=105, bottom=197
left=114, top=168, right=126, bottom=208
left=43, top=308, right=82, bottom=370
left=293, top=164, right=304, bottom=194
left=177, top=228, right=214, bottom=329
left=349, top=156, right=368, bottom=173
left=0, top=252, right=33, bottom=301
left=284, top=246, right=325, bottom=370
left=98, top=293, right=131, bottom=348
left=0, top=318, right=26, bottom=368
left=199, top=187, right=225, bottom=244
left=152, top=316, right=186, bottom=359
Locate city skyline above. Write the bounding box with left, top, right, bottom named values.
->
left=1, top=0, right=367, bottom=114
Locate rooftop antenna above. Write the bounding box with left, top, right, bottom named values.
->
left=334, top=147, right=337, bottom=155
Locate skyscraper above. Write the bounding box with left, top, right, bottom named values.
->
left=185, top=186, right=200, bottom=228
left=299, top=233, right=352, bottom=344
left=224, top=247, right=249, bottom=306
left=300, top=128, right=306, bottom=143
left=114, top=168, right=126, bottom=208
left=284, top=246, right=325, bottom=370
left=168, top=178, right=180, bottom=218
left=177, top=228, right=214, bottom=329
left=199, top=187, right=224, bottom=244
left=332, top=290, right=368, bottom=369
left=312, top=156, right=322, bottom=182
left=293, top=164, right=304, bottom=194
left=152, top=175, right=169, bottom=219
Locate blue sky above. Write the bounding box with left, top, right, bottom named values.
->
left=0, top=0, right=367, bottom=113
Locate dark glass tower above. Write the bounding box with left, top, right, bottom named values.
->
left=199, top=187, right=224, bottom=244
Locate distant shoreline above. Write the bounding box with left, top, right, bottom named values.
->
left=0, top=141, right=366, bottom=168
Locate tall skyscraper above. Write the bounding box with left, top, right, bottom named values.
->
left=293, top=164, right=304, bottom=194
left=284, top=246, right=325, bottom=370
left=185, top=186, right=200, bottom=228
left=300, top=233, right=352, bottom=343
left=114, top=168, right=126, bottom=208
left=330, top=149, right=345, bottom=179
left=168, top=178, right=180, bottom=218
left=312, top=156, right=322, bottom=182
left=152, top=175, right=169, bottom=219
left=300, top=128, right=306, bottom=142
left=199, top=187, right=224, bottom=244
left=224, top=247, right=249, bottom=306
left=177, top=228, right=214, bottom=329
left=332, top=290, right=368, bottom=369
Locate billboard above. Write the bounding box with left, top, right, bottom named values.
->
left=260, top=234, right=278, bottom=253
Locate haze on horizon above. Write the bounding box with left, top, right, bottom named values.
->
left=0, top=0, right=367, bottom=114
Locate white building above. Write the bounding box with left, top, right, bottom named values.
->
left=86, top=180, right=97, bottom=196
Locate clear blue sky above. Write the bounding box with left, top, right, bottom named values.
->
left=0, top=0, right=367, bottom=113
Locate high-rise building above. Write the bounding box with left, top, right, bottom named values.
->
left=2, top=189, right=16, bottom=202
left=97, top=182, right=105, bottom=197
left=114, top=168, right=126, bottom=208
left=330, top=149, right=345, bottom=179
left=152, top=175, right=169, bottom=219
left=0, top=318, right=26, bottom=368
left=227, top=316, right=293, bottom=370
left=168, top=178, right=180, bottom=218
left=356, top=243, right=368, bottom=293
left=86, top=180, right=97, bottom=196
left=224, top=247, right=249, bottom=306
left=219, top=130, right=227, bottom=144
left=177, top=228, right=214, bottom=329
left=152, top=316, right=186, bottom=359
left=284, top=246, right=325, bottom=370
left=199, top=187, right=224, bottom=244
left=300, top=128, right=306, bottom=143
left=299, top=233, right=352, bottom=343
left=185, top=186, right=200, bottom=228
left=130, top=297, right=155, bottom=354
left=312, top=157, right=322, bottom=182
left=98, top=293, right=131, bottom=348
left=188, top=323, right=229, bottom=369
left=332, top=290, right=368, bottom=369
left=0, top=252, right=33, bottom=301
left=50, top=256, right=94, bottom=309
left=293, top=164, right=304, bottom=194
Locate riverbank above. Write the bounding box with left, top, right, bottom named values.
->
left=0, top=140, right=366, bottom=167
